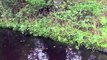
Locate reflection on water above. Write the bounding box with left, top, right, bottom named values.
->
left=0, top=29, right=107, bottom=60
left=66, top=46, right=82, bottom=60
left=28, top=38, right=48, bottom=60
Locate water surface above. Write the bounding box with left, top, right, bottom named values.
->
left=0, top=29, right=107, bottom=60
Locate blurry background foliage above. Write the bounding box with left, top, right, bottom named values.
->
left=0, top=0, right=97, bottom=19
left=0, top=0, right=53, bottom=18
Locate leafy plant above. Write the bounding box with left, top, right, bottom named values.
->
left=0, top=0, right=107, bottom=50
left=26, top=0, right=53, bottom=8
left=26, top=0, right=45, bottom=6
left=53, top=1, right=101, bottom=21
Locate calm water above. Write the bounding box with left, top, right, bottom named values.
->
left=0, top=29, right=107, bottom=60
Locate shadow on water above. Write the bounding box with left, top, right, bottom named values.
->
left=0, top=29, right=107, bottom=60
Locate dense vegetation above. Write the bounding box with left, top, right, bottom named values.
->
left=0, top=0, right=107, bottom=50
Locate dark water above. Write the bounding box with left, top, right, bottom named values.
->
left=0, top=29, right=107, bottom=60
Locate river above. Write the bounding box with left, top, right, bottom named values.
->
left=0, top=29, right=107, bottom=60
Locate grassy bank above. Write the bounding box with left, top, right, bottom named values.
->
left=0, top=1, right=107, bottom=50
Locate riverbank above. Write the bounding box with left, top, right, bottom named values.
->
left=0, top=16, right=107, bottom=51
left=0, top=1, right=107, bottom=51
left=0, top=29, right=107, bottom=60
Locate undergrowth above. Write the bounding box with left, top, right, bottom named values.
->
left=0, top=0, right=107, bottom=50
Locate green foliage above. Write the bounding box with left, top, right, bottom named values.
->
left=0, top=2, right=3, bottom=16
left=0, top=0, right=18, bottom=17
left=26, top=0, right=45, bottom=6
left=51, top=1, right=107, bottom=49
left=0, top=14, right=107, bottom=50
left=100, top=16, right=107, bottom=25
left=26, top=0, right=53, bottom=8
left=53, top=1, right=101, bottom=21
left=0, top=0, right=107, bottom=50
left=0, top=0, right=53, bottom=18
left=1, top=0, right=18, bottom=9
